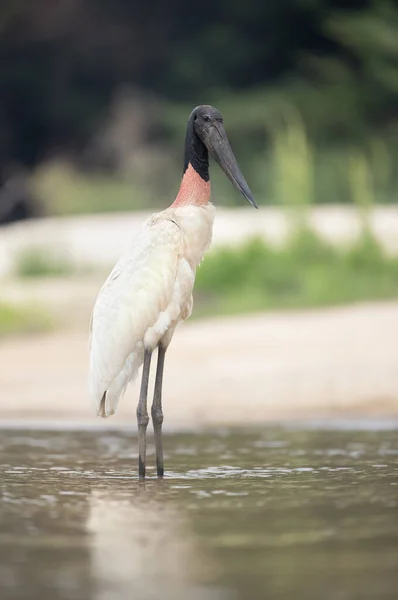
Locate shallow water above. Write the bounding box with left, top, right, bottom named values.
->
left=0, top=425, right=397, bottom=600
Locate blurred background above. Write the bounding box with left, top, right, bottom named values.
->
left=1, top=0, right=398, bottom=422
left=1, top=0, right=398, bottom=217
left=1, top=4, right=398, bottom=600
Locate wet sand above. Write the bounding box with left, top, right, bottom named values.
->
left=1, top=301, right=397, bottom=428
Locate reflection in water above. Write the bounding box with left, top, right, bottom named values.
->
left=87, top=488, right=225, bottom=600
left=0, top=425, right=397, bottom=600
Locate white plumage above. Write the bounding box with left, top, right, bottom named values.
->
left=89, top=203, right=215, bottom=418
left=88, top=104, right=256, bottom=478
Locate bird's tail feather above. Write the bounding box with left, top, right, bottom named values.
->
left=97, top=380, right=128, bottom=418
left=91, top=349, right=143, bottom=418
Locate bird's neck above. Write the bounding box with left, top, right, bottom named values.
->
left=172, top=164, right=211, bottom=207
left=171, top=117, right=211, bottom=208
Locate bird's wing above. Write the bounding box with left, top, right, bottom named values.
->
left=89, top=215, right=182, bottom=415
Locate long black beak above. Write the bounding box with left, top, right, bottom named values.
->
left=204, top=122, right=258, bottom=209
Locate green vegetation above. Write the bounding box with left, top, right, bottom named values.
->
left=23, top=112, right=398, bottom=317
left=194, top=231, right=398, bottom=317
left=2, top=0, right=398, bottom=219
left=0, top=302, right=52, bottom=337
left=15, top=247, right=75, bottom=278
left=191, top=105, right=398, bottom=317
left=32, top=163, right=151, bottom=215
left=30, top=113, right=398, bottom=215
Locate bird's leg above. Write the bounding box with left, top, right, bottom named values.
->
left=151, top=344, right=166, bottom=478
left=137, top=349, right=152, bottom=479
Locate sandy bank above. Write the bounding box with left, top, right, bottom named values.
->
left=1, top=301, right=397, bottom=429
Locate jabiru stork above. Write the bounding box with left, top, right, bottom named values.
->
left=89, top=105, right=257, bottom=478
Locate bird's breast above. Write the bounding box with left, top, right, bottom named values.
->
left=172, top=203, right=215, bottom=268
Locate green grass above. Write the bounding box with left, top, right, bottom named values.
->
left=194, top=230, right=398, bottom=317
left=15, top=248, right=75, bottom=278
left=0, top=302, right=53, bottom=337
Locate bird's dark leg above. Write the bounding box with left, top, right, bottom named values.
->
left=151, top=344, right=166, bottom=478
left=137, top=349, right=152, bottom=479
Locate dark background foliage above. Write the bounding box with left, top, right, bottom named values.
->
left=0, top=0, right=397, bottom=220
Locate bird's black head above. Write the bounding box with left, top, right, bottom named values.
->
left=185, top=104, right=257, bottom=209
left=192, top=105, right=224, bottom=136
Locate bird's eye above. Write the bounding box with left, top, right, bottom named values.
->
left=203, top=115, right=210, bottom=122
left=193, top=114, right=198, bottom=121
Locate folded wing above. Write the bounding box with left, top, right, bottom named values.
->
left=89, top=216, right=181, bottom=417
